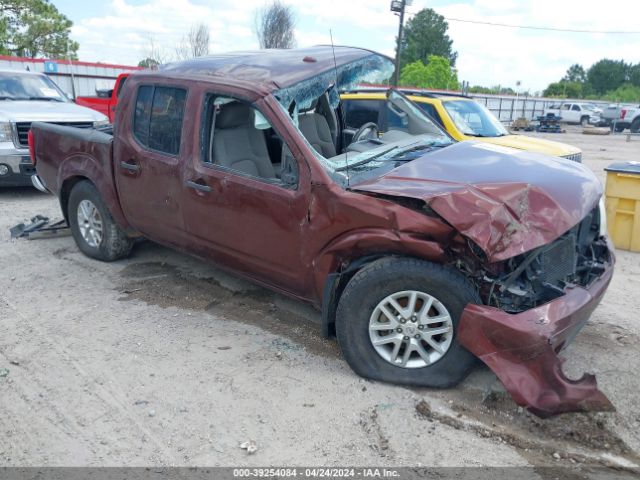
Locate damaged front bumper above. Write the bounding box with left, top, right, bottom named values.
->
left=458, top=250, right=615, bottom=418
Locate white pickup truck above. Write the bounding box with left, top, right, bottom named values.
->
left=0, top=69, right=109, bottom=187
left=604, top=105, right=640, bottom=133
left=544, top=102, right=602, bottom=126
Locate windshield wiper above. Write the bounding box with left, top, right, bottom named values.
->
left=335, top=146, right=400, bottom=172
left=26, top=96, right=63, bottom=102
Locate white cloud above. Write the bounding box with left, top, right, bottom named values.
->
left=410, top=0, right=640, bottom=91
left=67, top=0, right=640, bottom=91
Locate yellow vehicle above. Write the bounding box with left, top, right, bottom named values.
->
left=340, top=90, right=583, bottom=162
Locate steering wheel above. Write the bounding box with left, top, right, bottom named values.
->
left=351, top=122, right=379, bottom=143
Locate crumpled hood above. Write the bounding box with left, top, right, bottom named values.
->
left=0, top=100, right=107, bottom=122
left=351, top=141, right=602, bottom=262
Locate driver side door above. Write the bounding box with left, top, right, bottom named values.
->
left=181, top=92, right=312, bottom=297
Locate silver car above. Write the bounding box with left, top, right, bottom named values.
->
left=0, top=69, right=108, bottom=187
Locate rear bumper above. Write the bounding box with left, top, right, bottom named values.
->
left=458, top=246, right=615, bottom=418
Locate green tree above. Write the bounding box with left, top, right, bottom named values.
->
left=603, top=83, right=640, bottom=103
left=543, top=81, right=583, bottom=98
left=399, top=56, right=459, bottom=90
left=399, top=8, right=456, bottom=71
left=629, top=63, right=640, bottom=87
left=138, top=57, right=160, bottom=69
left=563, top=64, right=586, bottom=83
left=0, top=0, right=78, bottom=58
left=587, top=59, right=628, bottom=95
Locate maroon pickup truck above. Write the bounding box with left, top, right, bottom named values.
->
left=29, top=46, right=615, bottom=417
left=75, top=73, right=129, bottom=123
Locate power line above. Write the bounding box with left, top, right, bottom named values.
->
left=442, top=17, right=640, bottom=34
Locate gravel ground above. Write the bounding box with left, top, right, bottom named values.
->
left=0, top=127, right=639, bottom=473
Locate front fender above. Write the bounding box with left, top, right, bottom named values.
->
left=313, top=228, right=447, bottom=334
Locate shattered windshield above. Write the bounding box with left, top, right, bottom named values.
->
left=443, top=100, right=508, bottom=137
left=274, top=53, right=393, bottom=110
left=273, top=56, right=453, bottom=187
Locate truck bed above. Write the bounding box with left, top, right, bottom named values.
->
left=30, top=122, right=114, bottom=195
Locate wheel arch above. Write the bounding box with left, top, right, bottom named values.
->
left=57, top=156, right=132, bottom=232
left=316, top=229, right=448, bottom=338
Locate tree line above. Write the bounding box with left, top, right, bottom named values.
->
left=544, top=61, right=640, bottom=102
left=0, top=0, right=78, bottom=58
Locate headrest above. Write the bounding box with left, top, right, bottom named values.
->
left=217, top=102, right=253, bottom=129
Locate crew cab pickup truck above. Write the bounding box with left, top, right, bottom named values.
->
left=76, top=73, right=129, bottom=123
left=544, top=102, right=601, bottom=126
left=0, top=69, right=109, bottom=186
left=29, top=47, right=615, bottom=417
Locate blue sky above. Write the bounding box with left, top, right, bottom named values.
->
left=51, top=0, right=640, bottom=92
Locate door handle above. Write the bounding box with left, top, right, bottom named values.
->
left=120, top=161, right=140, bottom=172
left=186, top=180, right=212, bottom=193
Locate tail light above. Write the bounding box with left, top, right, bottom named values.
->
left=621, top=109, right=627, bottom=120
left=27, top=129, right=36, bottom=166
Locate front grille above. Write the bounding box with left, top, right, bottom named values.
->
left=540, top=235, right=577, bottom=284
left=562, top=153, right=582, bottom=163
left=14, top=121, right=94, bottom=147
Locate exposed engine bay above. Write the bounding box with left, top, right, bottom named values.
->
left=461, top=206, right=610, bottom=313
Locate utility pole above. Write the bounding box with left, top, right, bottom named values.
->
left=391, top=0, right=411, bottom=86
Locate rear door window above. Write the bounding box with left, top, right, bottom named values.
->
left=133, top=85, right=187, bottom=156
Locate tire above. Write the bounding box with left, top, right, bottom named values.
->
left=335, top=257, right=481, bottom=388
left=67, top=180, right=133, bottom=261
left=631, top=118, right=640, bottom=134
left=614, top=125, right=625, bottom=133
left=580, top=116, right=589, bottom=127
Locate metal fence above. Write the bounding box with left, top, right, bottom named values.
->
left=467, top=93, right=610, bottom=124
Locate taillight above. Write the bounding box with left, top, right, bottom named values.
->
left=621, top=109, right=627, bottom=120
left=27, top=129, right=36, bottom=166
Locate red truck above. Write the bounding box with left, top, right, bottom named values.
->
left=28, top=46, right=615, bottom=417
left=75, top=73, right=129, bottom=122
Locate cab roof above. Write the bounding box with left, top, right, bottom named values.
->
left=160, top=46, right=391, bottom=92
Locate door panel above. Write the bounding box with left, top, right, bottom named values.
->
left=181, top=94, right=311, bottom=296
left=114, top=83, right=188, bottom=243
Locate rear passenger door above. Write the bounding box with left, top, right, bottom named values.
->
left=114, top=83, right=189, bottom=244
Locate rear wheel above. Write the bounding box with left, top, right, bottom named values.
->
left=68, top=181, right=133, bottom=261
left=631, top=118, right=640, bottom=134
left=335, top=257, right=481, bottom=388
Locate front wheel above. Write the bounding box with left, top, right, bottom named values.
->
left=580, top=116, right=590, bottom=127
left=335, top=257, right=481, bottom=388
left=631, top=118, right=640, bottom=134
left=68, top=181, right=133, bottom=261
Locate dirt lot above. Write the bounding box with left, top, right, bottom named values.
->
left=1, top=127, right=639, bottom=472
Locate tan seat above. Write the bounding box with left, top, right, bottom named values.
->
left=298, top=112, right=336, bottom=158
left=213, top=103, right=275, bottom=178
